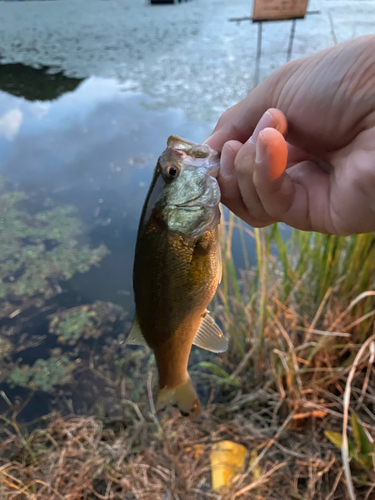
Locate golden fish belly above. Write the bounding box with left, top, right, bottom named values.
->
left=153, top=314, right=203, bottom=389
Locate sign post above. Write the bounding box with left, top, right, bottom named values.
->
left=248, top=0, right=311, bottom=86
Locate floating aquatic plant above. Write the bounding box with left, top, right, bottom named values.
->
left=0, top=182, right=109, bottom=302
left=0, top=337, right=13, bottom=361
left=49, top=308, right=96, bottom=345
left=7, top=355, right=73, bottom=392
left=0, top=179, right=112, bottom=394
left=48, top=301, right=128, bottom=345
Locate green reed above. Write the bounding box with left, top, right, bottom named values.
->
left=214, top=214, right=375, bottom=377
left=268, top=226, right=375, bottom=341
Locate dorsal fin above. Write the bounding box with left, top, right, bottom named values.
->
left=193, top=312, right=228, bottom=353
left=125, top=315, right=148, bottom=347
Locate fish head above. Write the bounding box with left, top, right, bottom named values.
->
left=148, top=136, right=221, bottom=237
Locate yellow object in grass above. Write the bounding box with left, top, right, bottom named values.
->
left=210, top=440, right=247, bottom=490
left=249, top=449, right=261, bottom=481
left=185, top=443, right=205, bottom=459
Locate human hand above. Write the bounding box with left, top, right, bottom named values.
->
left=206, top=35, right=375, bottom=235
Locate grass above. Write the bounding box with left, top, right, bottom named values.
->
left=1, top=215, right=375, bottom=499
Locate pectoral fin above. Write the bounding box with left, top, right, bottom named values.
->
left=125, top=315, right=148, bottom=347
left=193, top=312, right=228, bottom=353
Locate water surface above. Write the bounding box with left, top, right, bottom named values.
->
left=0, top=64, right=256, bottom=422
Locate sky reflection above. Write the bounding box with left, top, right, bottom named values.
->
left=0, top=75, right=213, bottom=309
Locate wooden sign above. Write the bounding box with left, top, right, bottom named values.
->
left=252, top=0, right=309, bottom=21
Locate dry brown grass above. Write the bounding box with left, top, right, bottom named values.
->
left=0, top=409, right=355, bottom=500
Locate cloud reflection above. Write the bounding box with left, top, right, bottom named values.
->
left=0, top=108, right=23, bottom=140
left=0, top=75, right=214, bottom=305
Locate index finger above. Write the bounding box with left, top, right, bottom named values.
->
left=205, top=57, right=303, bottom=152
left=205, top=79, right=277, bottom=152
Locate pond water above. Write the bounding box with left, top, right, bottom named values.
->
left=0, top=62, right=258, bottom=423
left=0, top=65, right=215, bottom=309
left=0, top=0, right=336, bottom=425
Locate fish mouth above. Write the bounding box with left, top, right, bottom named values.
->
left=167, top=135, right=220, bottom=179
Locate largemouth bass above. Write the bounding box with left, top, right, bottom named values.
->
left=128, top=135, right=228, bottom=419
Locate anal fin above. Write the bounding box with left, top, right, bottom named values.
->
left=193, top=311, right=228, bottom=353
left=125, top=315, right=148, bottom=347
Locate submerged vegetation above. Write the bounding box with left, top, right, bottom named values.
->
left=49, top=308, right=97, bottom=345
left=7, top=355, right=73, bottom=392
left=0, top=180, right=108, bottom=304
left=0, top=178, right=111, bottom=392
left=1, top=208, right=375, bottom=499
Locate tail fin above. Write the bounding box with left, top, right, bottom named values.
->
left=156, top=376, right=201, bottom=420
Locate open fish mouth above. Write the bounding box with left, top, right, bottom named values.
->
left=167, top=135, right=220, bottom=179
left=161, top=135, right=221, bottom=220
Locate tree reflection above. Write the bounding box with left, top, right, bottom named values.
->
left=0, top=63, right=84, bottom=101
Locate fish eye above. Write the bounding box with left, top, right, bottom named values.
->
left=165, top=165, right=180, bottom=179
